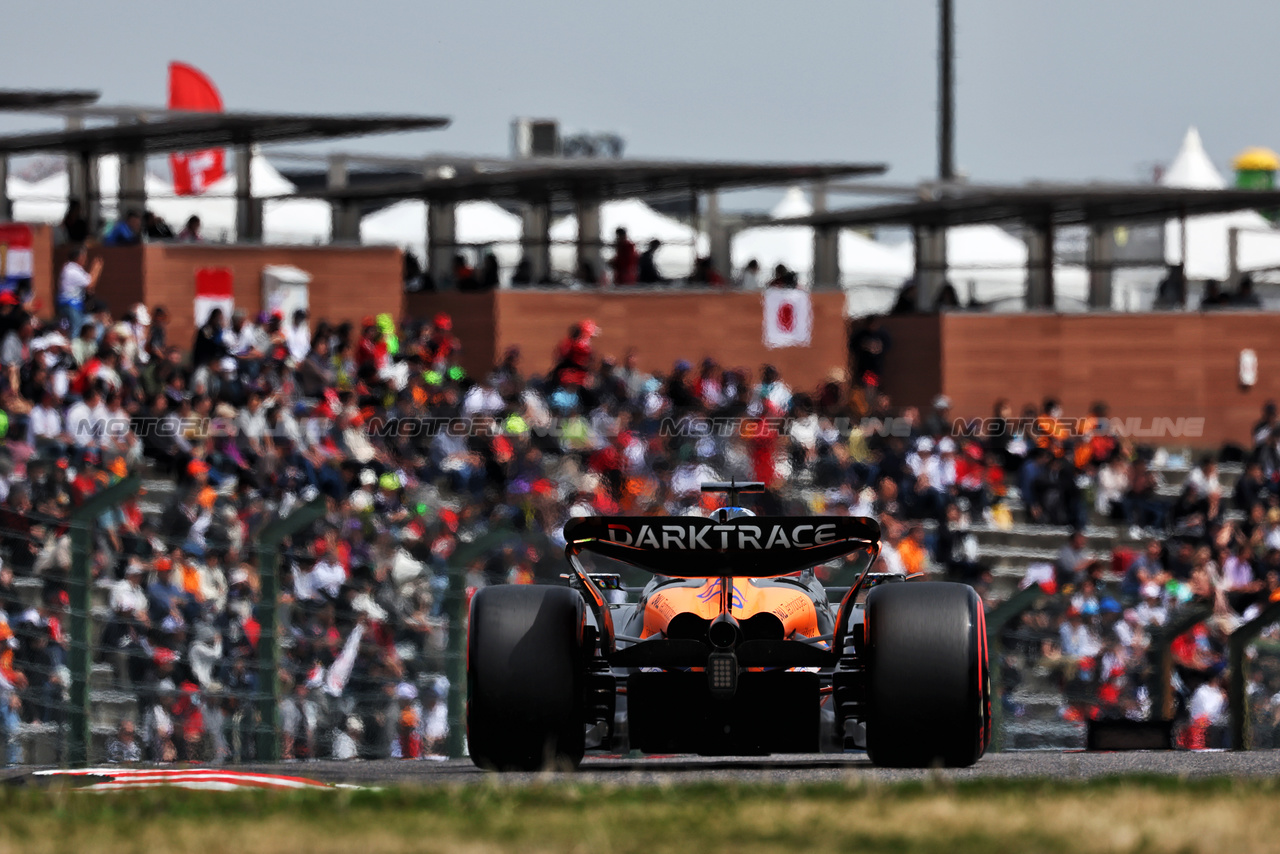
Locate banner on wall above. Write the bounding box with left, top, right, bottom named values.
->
left=194, top=267, right=234, bottom=326
left=762, top=287, right=813, bottom=349
left=0, top=224, right=33, bottom=296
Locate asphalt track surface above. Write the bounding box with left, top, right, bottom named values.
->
left=220, top=751, right=1280, bottom=786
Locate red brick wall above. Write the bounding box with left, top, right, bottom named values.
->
left=137, top=244, right=402, bottom=349
left=938, top=313, right=1280, bottom=447
left=403, top=291, right=498, bottom=379
left=403, top=290, right=851, bottom=391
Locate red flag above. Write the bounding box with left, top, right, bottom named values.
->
left=168, top=62, right=226, bottom=196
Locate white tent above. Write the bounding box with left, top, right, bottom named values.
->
left=12, top=155, right=184, bottom=228
left=360, top=199, right=523, bottom=270
left=733, top=187, right=911, bottom=286
left=8, top=174, right=62, bottom=224
left=888, top=224, right=1090, bottom=311
left=1161, top=126, right=1280, bottom=280
left=201, top=150, right=331, bottom=245
left=6, top=151, right=327, bottom=244
left=549, top=198, right=706, bottom=279
left=732, top=187, right=814, bottom=279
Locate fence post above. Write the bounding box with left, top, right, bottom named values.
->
left=443, top=562, right=467, bottom=759
left=67, top=473, right=141, bottom=767
left=1148, top=603, right=1213, bottom=722
left=1228, top=599, right=1280, bottom=750
left=253, top=495, right=326, bottom=763
left=985, top=584, right=1050, bottom=752
left=440, top=527, right=516, bottom=759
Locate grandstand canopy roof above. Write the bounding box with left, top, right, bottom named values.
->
left=0, top=89, right=100, bottom=111
left=779, top=185, right=1280, bottom=229
left=0, top=112, right=451, bottom=155
left=307, top=159, right=887, bottom=203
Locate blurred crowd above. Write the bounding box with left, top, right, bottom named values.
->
left=2, top=285, right=1280, bottom=764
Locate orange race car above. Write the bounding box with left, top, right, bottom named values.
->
left=466, top=482, right=990, bottom=771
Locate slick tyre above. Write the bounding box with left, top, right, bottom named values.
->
left=467, top=584, right=586, bottom=770
left=864, top=581, right=989, bottom=768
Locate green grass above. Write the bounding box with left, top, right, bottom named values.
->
left=1, top=777, right=1279, bottom=853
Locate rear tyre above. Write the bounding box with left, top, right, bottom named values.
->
left=467, top=584, right=587, bottom=770
left=864, top=581, right=989, bottom=768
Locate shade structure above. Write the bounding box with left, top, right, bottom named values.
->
left=548, top=198, right=707, bottom=279
left=11, top=154, right=178, bottom=225
left=8, top=150, right=332, bottom=244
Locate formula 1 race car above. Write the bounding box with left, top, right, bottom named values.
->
left=466, top=482, right=990, bottom=770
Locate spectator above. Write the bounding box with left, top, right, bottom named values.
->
left=104, top=210, right=144, bottom=246
left=479, top=253, right=501, bottom=290
left=1199, top=280, right=1230, bottom=310
left=1154, top=263, right=1186, bottom=308
left=1252, top=401, right=1277, bottom=448
left=1234, top=274, right=1263, bottom=308
left=889, top=281, right=917, bottom=314
left=1055, top=530, right=1092, bottom=589
left=58, top=200, right=89, bottom=244
left=690, top=257, right=726, bottom=287
left=766, top=264, right=797, bottom=288
left=637, top=240, right=663, bottom=284
left=57, top=246, right=102, bottom=339
left=452, top=254, right=478, bottom=291
left=737, top=259, right=763, bottom=290
left=107, top=719, right=142, bottom=762
left=332, top=715, right=363, bottom=760
left=609, top=228, right=638, bottom=285
left=849, top=315, right=891, bottom=389
left=144, top=211, right=174, bottom=240
left=178, top=215, right=203, bottom=242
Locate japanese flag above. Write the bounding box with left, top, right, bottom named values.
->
left=763, top=288, right=813, bottom=348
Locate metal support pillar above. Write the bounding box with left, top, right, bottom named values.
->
left=1228, top=227, right=1241, bottom=292
left=427, top=200, right=457, bottom=288
left=68, top=473, right=141, bottom=765
left=706, top=190, right=730, bottom=279
left=1149, top=604, right=1212, bottom=722
left=938, top=0, right=955, bottom=182
left=521, top=199, right=551, bottom=284
left=575, top=195, right=602, bottom=283
left=1228, top=599, right=1280, bottom=750
left=985, top=584, right=1048, bottom=751
left=812, top=182, right=839, bottom=288
left=914, top=225, right=947, bottom=310
left=77, top=151, right=101, bottom=238
left=254, top=496, right=326, bottom=762
left=328, top=156, right=360, bottom=243
left=0, top=156, right=10, bottom=222
left=1086, top=223, right=1115, bottom=310
left=441, top=525, right=516, bottom=758
left=118, top=147, right=147, bottom=224
left=235, top=144, right=261, bottom=243
left=1025, top=218, right=1055, bottom=310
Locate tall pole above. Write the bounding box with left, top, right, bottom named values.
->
left=938, top=0, right=956, bottom=182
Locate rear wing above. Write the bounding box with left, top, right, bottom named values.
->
left=563, top=515, right=880, bottom=578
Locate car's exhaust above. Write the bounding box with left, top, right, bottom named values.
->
left=707, top=613, right=741, bottom=650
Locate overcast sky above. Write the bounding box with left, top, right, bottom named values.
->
left=5, top=0, right=1278, bottom=194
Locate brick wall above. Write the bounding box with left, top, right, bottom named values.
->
left=132, top=244, right=403, bottom=348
